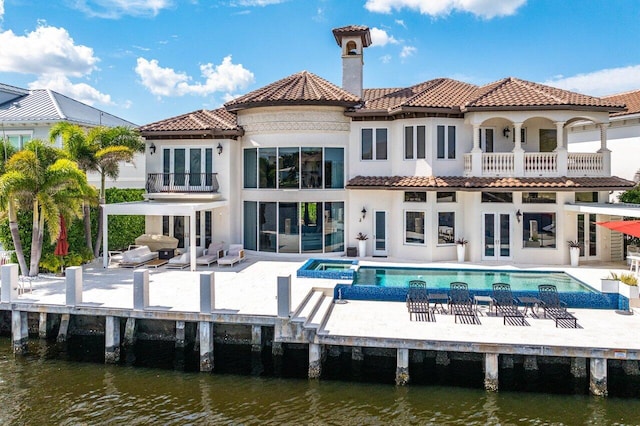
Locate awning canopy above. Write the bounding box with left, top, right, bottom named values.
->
left=596, top=220, right=640, bottom=238
left=563, top=202, right=640, bottom=218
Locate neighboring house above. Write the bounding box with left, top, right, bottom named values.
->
left=106, top=25, right=640, bottom=270
left=0, top=82, right=143, bottom=189
left=568, top=89, right=640, bottom=184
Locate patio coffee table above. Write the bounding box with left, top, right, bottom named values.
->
left=145, top=259, right=168, bottom=269
left=518, top=296, right=541, bottom=317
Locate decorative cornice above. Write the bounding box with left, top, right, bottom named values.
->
left=239, top=110, right=350, bottom=134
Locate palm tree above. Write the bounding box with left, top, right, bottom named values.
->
left=0, top=139, right=95, bottom=276
left=50, top=124, right=144, bottom=257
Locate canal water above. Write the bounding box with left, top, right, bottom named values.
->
left=1, top=338, right=640, bottom=425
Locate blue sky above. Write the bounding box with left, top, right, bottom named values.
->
left=1, top=0, right=639, bottom=125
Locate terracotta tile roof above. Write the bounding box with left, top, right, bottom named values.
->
left=225, top=71, right=361, bottom=112
left=347, top=175, right=635, bottom=190
left=466, top=77, right=625, bottom=110
left=332, top=25, right=372, bottom=47
left=603, top=89, right=640, bottom=117
left=139, top=108, right=240, bottom=137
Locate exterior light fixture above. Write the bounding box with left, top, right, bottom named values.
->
left=149, top=143, right=156, bottom=155
left=516, top=209, right=522, bottom=223
left=217, top=143, right=223, bottom=155
left=503, top=127, right=511, bottom=139
left=361, top=207, right=367, bottom=220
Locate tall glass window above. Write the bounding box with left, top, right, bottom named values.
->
left=205, top=148, right=213, bottom=186
left=405, top=126, right=426, bottom=159
left=190, top=148, right=201, bottom=186
left=204, top=211, right=212, bottom=247
left=361, top=129, right=373, bottom=160
left=437, top=125, right=456, bottom=159
left=244, top=148, right=257, bottom=188
left=301, top=148, right=322, bottom=189
left=163, top=149, right=170, bottom=186
left=278, top=148, right=299, bottom=188
left=259, top=148, right=277, bottom=188
left=376, top=129, right=388, bottom=160
left=324, top=148, right=344, bottom=189
left=243, top=202, right=257, bottom=251
left=174, top=149, right=185, bottom=186
left=522, top=212, right=556, bottom=248
left=324, top=202, right=344, bottom=252
left=259, top=202, right=277, bottom=252
left=278, top=202, right=299, bottom=253
left=301, top=202, right=323, bottom=253
left=438, top=212, right=455, bottom=244
left=405, top=211, right=425, bottom=244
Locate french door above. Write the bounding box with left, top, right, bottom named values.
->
left=373, top=210, right=388, bottom=256
left=577, top=213, right=597, bottom=260
left=482, top=213, right=511, bottom=260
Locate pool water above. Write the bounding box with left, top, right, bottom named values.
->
left=297, top=259, right=358, bottom=280
left=353, top=266, right=595, bottom=293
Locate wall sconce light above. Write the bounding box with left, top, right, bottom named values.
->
left=217, top=143, right=223, bottom=155
left=516, top=209, right=522, bottom=223
left=149, top=143, right=156, bottom=155
left=361, top=207, right=367, bottom=221
left=503, top=127, right=511, bottom=139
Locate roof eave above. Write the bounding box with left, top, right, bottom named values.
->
left=140, top=128, right=244, bottom=140
left=226, top=100, right=359, bottom=112
left=463, top=105, right=624, bottom=113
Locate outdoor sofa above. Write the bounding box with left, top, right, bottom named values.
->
left=119, top=245, right=158, bottom=268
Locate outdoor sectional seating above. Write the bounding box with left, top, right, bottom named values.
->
left=167, top=248, right=205, bottom=269
left=119, top=245, right=158, bottom=268
left=196, top=242, right=225, bottom=266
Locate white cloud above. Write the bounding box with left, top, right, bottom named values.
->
left=231, top=0, right=287, bottom=6
left=0, top=0, right=4, bottom=20
left=395, top=19, right=406, bottom=28
left=71, top=0, right=174, bottom=18
left=135, top=55, right=255, bottom=97
left=370, top=27, right=399, bottom=47
left=29, top=74, right=113, bottom=106
left=365, top=0, right=527, bottom=19
left=400, top=46, right=417, bottom=58
left=0, top=24, right=98, bottom=76
left=543, top=65, right=640, bottom=97
left=380, top=54, right=392, bottom=64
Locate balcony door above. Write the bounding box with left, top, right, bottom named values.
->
left=373, top=210, right=388, bottom=256
left=163, top=148, right=213, bottom=191
left=577, top=213, right=598, bottom=260
left=482, top=213, right=511, bottom=260
left=479, top=127, right=494, bottom=153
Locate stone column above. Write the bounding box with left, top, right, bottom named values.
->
left=484, top=353, right=499, bottom=392
left=395, top=348, right=410, bottom=386
left=105, top=316, right=121, bottom=364
left=471, top=124, right=482, bottom=176
left=133, top=269, right=149, bottom=310
left=1, top=264, right=19, bottom=303
left=555, top=121, right=568, bottom=175
left=597, top=123, right=611, bottom=176
left=513, top=122, right=524, bottom=175
left=65, top=266, right=83, bottom=307
left=309, top=343, right=322, bottom=380
left=199, top=321, right=214, bottom=372
left=11, top=310, right=28, bottom=354
left=589, top=357, right=608, bottom=396
left=277, top=275, right=291, bottom=318
left=200, top=272, right=215, bottom=313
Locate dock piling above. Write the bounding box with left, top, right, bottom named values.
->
left=57, top=314, right=70, bottom=343
left=199, top=321, right=214, bottom=372
left=11, top=310, right=28, bottom=354
left=175, top=321, right=186, bottom=348
left=38, top=313, right=49, bottom=339
left=133, top=269, right=149, bottom=310
left=395, top=348, right=410, bottom=386
left=1, top=264, right=18, bottom=302
left=123, top=318, right=137, bottom=347
left=590, top=357, right=608, bottom=396
left=65, top=266, right=83, bottom=306
left=105, top=316, right=121, bottom=364
left=309, top=343, right=322, bottom=379
left=484, top=353, right=499, bottom=392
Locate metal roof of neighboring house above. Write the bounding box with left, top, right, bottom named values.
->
left=0, top=86, right=136, bottom=127
left=139, top=108, right=242, bottom=139
left=346, top=175, right=636, bottom=191
left=603, top=89, right=640, bottom=117
left=224, top=71, right=361, bottom=112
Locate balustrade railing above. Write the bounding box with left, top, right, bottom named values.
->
left=146, top=172, right=220, bottom=193
left=567, top=153, right=604, bottom=176
left=524, top=152, right=557, bottom=175
left=482, top=153, right=514, bottom=175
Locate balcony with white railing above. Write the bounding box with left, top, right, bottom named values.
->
left=145, top=172, right=221, bottom=199
left=463, top=151, right=609, bottom=177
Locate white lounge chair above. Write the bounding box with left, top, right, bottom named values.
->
left=118, top=245, right=158, bottom=268
left=197, top=242, right=225, bottom=266
left=218, top=244, right=245, bottom=267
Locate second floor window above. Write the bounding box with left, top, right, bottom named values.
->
left=361, top=128, right=388, bottom=161
left=437, top=125, right=456, bottom=159
left=405, top=125, right=426, bottom=159
left=3, top=132, right=32, bottom=150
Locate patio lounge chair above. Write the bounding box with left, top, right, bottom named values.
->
left=196, top=242, right=225, bottom=266
left=538, top=284, right=578, bottom=328
left=118, top=245, right=158, bottom=268
left=449, top=282, right=481, bottom=325
left=492, top=283, right=527, bottom=326
left=218, top=244, right=245, bottom=267
left=406, top=280, right=434, bottom=321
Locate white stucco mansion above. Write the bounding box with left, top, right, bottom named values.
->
left=107, top=25, right=639, bottom=270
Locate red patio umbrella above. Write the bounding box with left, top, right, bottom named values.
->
left=54, top=215, right=69, bottom=256
left=596, top=220, right=640, bottom=239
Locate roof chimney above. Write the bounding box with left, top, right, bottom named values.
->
left=332, top=25, right=371, bottom=98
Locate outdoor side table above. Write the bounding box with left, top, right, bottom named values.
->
left=428, top=293, right=448, bottom=314
left=518, top=296, right=541, bottom=317
left=473, top=295, right=493, bottom=315
left=158, top=248, right=176, bottom=260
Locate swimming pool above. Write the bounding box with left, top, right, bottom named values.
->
left=353, top=266, right=594, bottom=293
left=297, top=259, right=358, bottom=280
